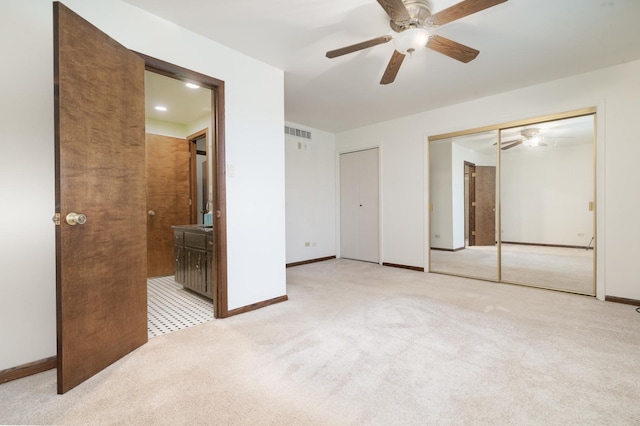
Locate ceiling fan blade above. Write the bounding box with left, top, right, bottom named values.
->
left=427, top=35, right=479, bottom=63
left=380, top=50, right=406, bottom=85
left=430, top=0, right=508, bottom=26
left=376, top=0, right=412, bottom=23
left=502, top=141, right=522, bottom=150
left=326, top=35, right=393, bottom=58
left=493, top=139, right=521, bottom=146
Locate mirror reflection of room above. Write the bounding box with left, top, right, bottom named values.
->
left=500, top=114, right=595, bottom=294
left=430, top=130, right=498, bottom=281
left=429, top=112, right=595, bottom=296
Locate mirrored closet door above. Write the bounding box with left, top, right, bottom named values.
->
left=430, top=130, right=499, bottom=281
left=499, top=114, right=595, bottom=294
left=429, top=111, right=596, bottom=295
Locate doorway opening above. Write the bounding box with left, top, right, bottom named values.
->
left=144, top=70, right=213, bottom=337
left=141, top=54, right=229, bottom=335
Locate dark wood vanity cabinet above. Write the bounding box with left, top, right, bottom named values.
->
left=173, top=226, right=213, bottom=299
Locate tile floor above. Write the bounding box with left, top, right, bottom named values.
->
left=147, top=275, right=213, bottom=338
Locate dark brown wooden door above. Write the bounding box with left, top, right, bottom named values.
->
left=54, top=2, right=147, bottom=394
left=473, top=166, right=496, bottom=246
left=146, top=133, right=191, bottom=277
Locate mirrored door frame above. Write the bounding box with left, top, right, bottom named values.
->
left=427, top=107, right=597, bottom=296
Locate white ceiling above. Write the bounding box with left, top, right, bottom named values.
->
left=125, top=0, right=640, bottom=133
left=145, top=71, right=211, bottom=125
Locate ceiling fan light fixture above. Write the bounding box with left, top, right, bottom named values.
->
left=394, top=27, right=429, bottom=54
left=523, top=135, right=541, bottom=147
left=521, top=128, right=541, bottom=147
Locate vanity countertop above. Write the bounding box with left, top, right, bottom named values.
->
left=171, top=224, right=213, bottom=233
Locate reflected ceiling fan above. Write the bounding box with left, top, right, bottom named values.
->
left=496, top=128, right=549, bottom=150
left=326, top=0, right=508, bottom=85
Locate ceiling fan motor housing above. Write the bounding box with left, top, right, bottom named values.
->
left=390, top=0, right=433, bottom=32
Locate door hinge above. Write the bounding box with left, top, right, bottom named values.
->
left=52, top=213, right=61, bottom=226
left=589, top=201, right=594, bottom=211
left=471, top=172, right=476, bottom=178
left=189, top=199, right=192, bottom=206
left=471, top=202, right=476, bottom=207
left=471, top=231, right=476, bottom=236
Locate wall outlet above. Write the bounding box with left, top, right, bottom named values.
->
left=304, top=242, right=310, bottom=247
left=578, top=233, right=585, bottom=237
left=435, top=234, right=440, bottom=238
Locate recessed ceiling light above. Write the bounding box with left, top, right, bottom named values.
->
left=154, top=106, right=167, bottom=111
left=185, top=83, right=200, bottom=89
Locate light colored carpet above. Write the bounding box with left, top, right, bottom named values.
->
left=1, top=259, right=639, bottom=425
left=431, top=243, right=594, bottom=295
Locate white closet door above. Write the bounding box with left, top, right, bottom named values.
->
left=340, top=148, right=379, bottom=263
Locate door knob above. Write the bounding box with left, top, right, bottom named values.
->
left=148, top=210, right=156, bottom=216
left=66, top=212, right=87, bottom=226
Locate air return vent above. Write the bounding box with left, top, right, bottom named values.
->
left=285, top=125, right=312, bottom=140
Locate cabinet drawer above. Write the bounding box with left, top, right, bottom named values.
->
left=184, top=231, right=207, bottom=249
left=174, top=230, right=184, bottom=245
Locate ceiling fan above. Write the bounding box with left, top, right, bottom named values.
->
left=325, top=0, right=508, bottom=85
left=496, top=128, right=549, bottom=150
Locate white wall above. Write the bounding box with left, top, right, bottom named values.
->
left=146, top=118, right=188, bottom=138
left=501, top=143, right=594, bottom=246
left=336, top=59, right=640, bottom=301
left=285, top=123, right=336, bottom=263
left=0, top=0, right=285, bottom=370
left=429, top=140, right=454, bottom=249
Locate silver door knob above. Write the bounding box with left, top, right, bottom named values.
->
left=66, top=212, right=87, bottom=226
left=148, top=210, right=156, bottom=216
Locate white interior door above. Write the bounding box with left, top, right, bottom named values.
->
left=340, top=148, right=379, bottom=263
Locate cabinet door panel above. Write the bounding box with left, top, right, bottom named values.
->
left=174, top=245, right=185, bottom=284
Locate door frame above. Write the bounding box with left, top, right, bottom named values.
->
left=139, top=53, right=229, bottom=318
left=338, top=147, right=381, bottom=264
left=464, top=161, right=476, bottom=246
